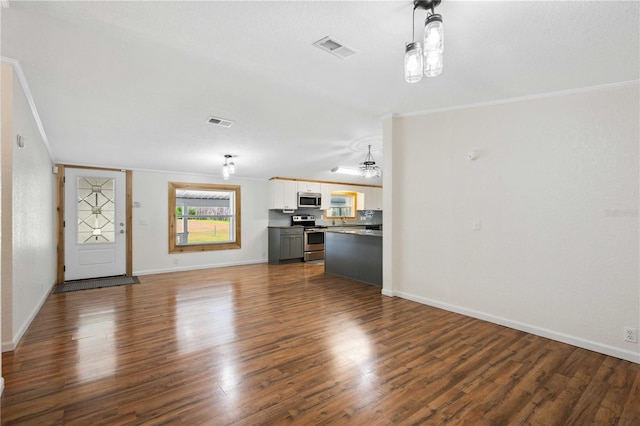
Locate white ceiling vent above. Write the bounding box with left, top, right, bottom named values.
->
left=313, top=36, right=357, bottom=59
left=207, top=116, right=234, bottom=128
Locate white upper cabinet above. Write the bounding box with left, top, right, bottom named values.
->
left=363, top=187, right=383, bottom=211
left=297, top=181, right=321, bottom=193
left=269, top=179, right=381, bottom=211
left=269, top=179, right=297, bottom=210
left=357, top=191, right=366, bottom=211
left=320, top=183, right=335, bottom=210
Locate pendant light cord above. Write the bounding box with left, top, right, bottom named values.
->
left=412, top=1, right=437, bottom=41
left=411, top=5, right=416, bottom=42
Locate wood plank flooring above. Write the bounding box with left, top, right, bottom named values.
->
left=2, top=262, right=639, bottom=425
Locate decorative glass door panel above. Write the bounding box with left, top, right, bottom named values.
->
left=77, top=177, right=116, bottom=244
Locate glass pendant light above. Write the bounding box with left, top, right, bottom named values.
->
left=404, top=4, right=423, bottom=83
left=405, top=42, right=423, bottom=83
left=222, top=154, right=234, bottom=180
left=423, top=13, right=443, bottom=77
left=405, top=0, right=444, bottom=82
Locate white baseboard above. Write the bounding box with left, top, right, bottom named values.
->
left=393, top=290, right=640, bottom=365
left=381, top=288, right=394, bottom=297
left=2, top=281, right=56, bottom=352
left=134, top=258, right=268, bottom=276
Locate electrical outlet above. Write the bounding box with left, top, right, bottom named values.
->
left=624, top=327, right=637, bottom=343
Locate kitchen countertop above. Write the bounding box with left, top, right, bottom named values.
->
left=324, top=223, right=381, bottom=228
left=267, top=224, right=381, bottom=229
left=325, top=228, right=382, bottom=237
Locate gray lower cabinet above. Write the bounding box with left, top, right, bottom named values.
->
left=268, top=227, right=303, bottom=263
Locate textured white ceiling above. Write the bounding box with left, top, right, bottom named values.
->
left=2, top=1, right=638, bottom=184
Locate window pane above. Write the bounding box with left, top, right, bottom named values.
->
left=175, top=190, right=235, bottom=245
left=169, top=182, right=241, bottom=252
left=326, top=191, right=357, bottom=218
left=176, top=217, right=233, bottom=244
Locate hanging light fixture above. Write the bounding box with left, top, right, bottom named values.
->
left=404, top=41, right=423, bottom=83
left=404, top=0, right=444, bottom=83
left=222, top=154, right=235, bottom=180
left=404, top=5, right=423, bottom=83
left=359, top=145, right=381, bottom=178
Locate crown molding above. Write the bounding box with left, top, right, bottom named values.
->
left=1, top=56, right=54, bottom=162
left=398, top=80, right=640, bottom=118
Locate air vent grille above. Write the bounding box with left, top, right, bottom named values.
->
left=207, top=116, right=234, bottom=128
left=313, top=36, right=357, bottom=59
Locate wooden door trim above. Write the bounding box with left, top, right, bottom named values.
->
left=126, top=170, right=133, bottom=277
left=56, top=165, right=65, bottom=284
left=56, top=165, right=133, bottom=283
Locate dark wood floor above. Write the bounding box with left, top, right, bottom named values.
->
left=2, top=262, right=639, bottom=425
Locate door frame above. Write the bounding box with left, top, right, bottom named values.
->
left=56, top=164, right=133, bottom=284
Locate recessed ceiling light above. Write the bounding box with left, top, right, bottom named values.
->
left=207, top=116, right=234, bottom=128
left=313, top=36, right=357, bottom=59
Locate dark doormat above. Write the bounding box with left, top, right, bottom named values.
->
left=54, top=276, right=140, bottom=293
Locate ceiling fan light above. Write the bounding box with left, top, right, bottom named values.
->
left=404, top=42, right=423, bottom=83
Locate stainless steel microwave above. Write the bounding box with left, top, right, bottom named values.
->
left=298, top=192, right=322, bottom=208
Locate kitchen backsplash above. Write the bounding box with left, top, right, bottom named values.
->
left=269, top=209, right=382, bottom=227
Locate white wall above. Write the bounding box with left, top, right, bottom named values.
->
left=1, top=62, right=56, bottom=351
left=385, top=83, right=640, bottom=363
left=132, top=170, right=269, bottom=275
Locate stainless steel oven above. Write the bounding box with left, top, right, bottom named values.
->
left=291, top=215, right=326, bottom=261
left=303, top=229, right=325, bottom=261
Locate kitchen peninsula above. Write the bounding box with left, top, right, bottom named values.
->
left=324, top=228, right=382, bottom=286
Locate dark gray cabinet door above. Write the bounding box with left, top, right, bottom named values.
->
left=269, top=228, right=303, bottom=263
left=290, top=235, right=303, bottom=258
left=280, top=235, right=303, bottom=259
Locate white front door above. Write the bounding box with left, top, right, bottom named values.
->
left=64, top=168, right=126, bottom=281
